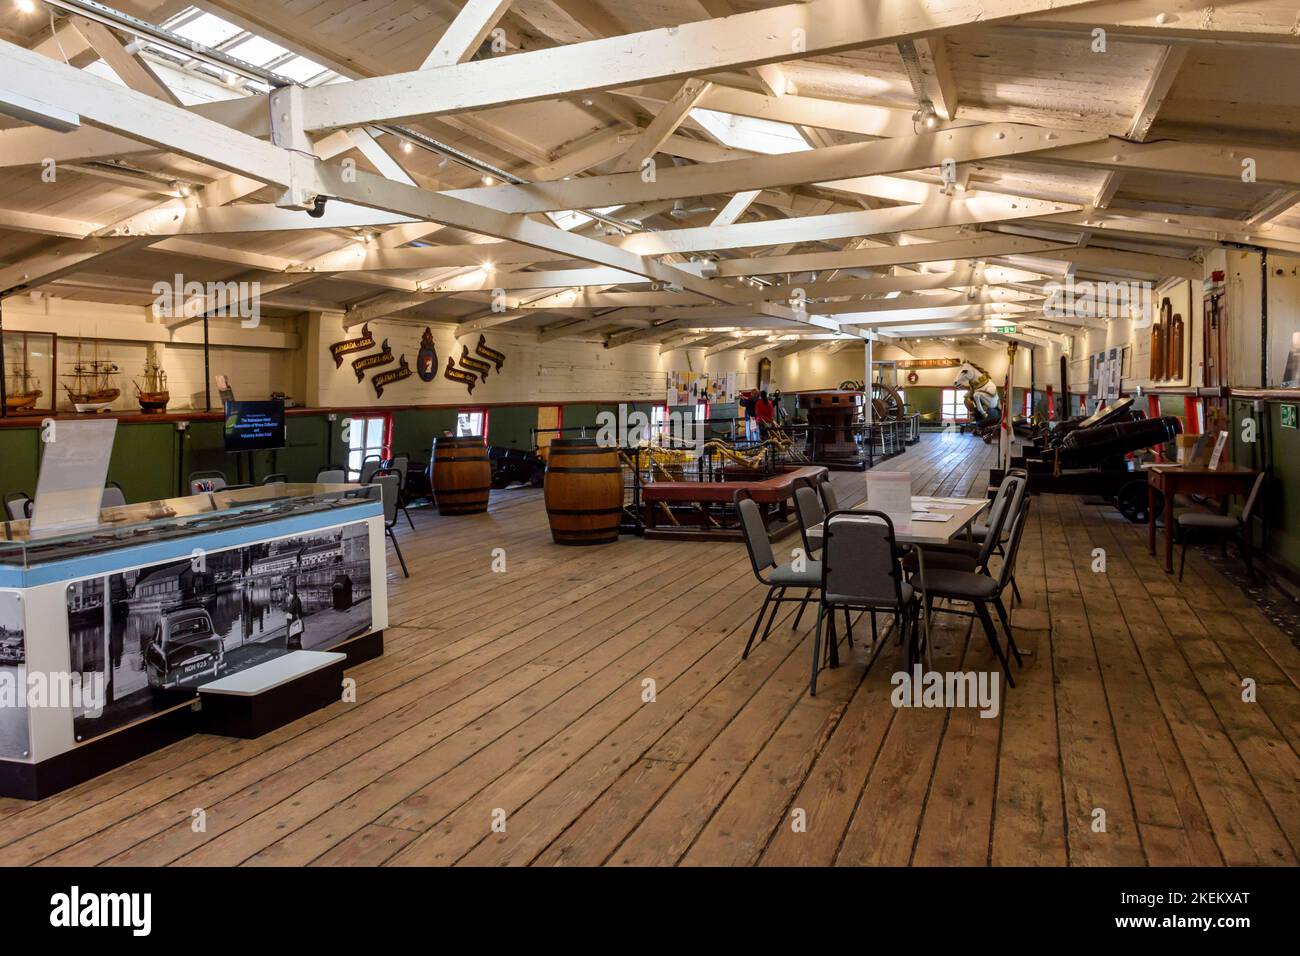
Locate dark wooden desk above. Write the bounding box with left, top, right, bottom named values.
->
left=1147, top=462, right=1259, bottom=573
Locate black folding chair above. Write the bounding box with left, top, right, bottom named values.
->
left=911, top=480, right=1029, bottom=688
left=814, top=510, right=919, bottom=696
left=375, top=471, right=409, bottom=578
left=736, top=492, right=821, bottom=659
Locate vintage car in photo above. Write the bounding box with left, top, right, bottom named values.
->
left=144, top=606, right=225, bottom=690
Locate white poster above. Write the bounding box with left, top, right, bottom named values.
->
left=29, top=418, right=117, bottom=537
left=867, top=471, right=913, bottom=536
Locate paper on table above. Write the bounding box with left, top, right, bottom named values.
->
left=922, top=502, right=966, bottom=511
left=912, top=512, right=953, bottom=522
left=868, top=471, right=912, bottom=535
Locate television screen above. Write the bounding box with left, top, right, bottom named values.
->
left=223, top=400, right=286, bottom=452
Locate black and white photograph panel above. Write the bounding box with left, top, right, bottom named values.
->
left=67, top=523, right=371, bottom=741
left=0, top=592, right=29, bottom=760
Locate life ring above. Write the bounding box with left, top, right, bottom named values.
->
left=906, top=370, right=919, bottom=385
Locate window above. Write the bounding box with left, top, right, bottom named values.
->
left=651, top=405, right=669, bottom=441
left=941, top=388, right=969, bottom=422
left=1023, top=391, right=1034, bottom=417
left=345, top=415, right=389, bottom=478
left=456, top=408, right=488, bottom=438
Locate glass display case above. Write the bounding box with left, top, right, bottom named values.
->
left=0, top=482, right=380, bottom=569
left=2, top=329, right=56, bottom=415
left=0, top=480, right=387, bottom=799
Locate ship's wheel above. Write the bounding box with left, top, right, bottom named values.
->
left=871, top=382, right=905, bottom=420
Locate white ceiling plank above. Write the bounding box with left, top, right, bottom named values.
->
left=294, top=0, right=1108, bottom=131
left=1021, top=0, right=1300, bottom=45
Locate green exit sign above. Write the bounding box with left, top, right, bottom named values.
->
left=1283, top=404, right=1298, bottom=429
left=994, top=325, right=1017, bottom=334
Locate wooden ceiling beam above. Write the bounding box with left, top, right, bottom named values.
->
left=292, top=0, right=1108, bottom=131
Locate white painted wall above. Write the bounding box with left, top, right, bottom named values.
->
left=304, top=313, right=758, bottom=408
left=4, top=295, right=300, bottom=413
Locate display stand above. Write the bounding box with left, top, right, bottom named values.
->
left=0, top=482, right=387, bottom=799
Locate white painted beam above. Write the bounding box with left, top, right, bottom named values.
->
left=421, top=0, right=515, bottom=69
left=294, top=0, right=1108, bottom=131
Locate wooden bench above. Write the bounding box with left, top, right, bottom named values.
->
left=198, top=650, right=347, bottom=738
left=641, top=465, right=828, bottom=541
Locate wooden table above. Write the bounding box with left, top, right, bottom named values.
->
left=1147, top=462, right=1260, bottom=573
left=811, top=496, right=990, bottom=667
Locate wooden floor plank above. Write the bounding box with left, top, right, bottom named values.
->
left=3, top=432, right=1296, bottom=868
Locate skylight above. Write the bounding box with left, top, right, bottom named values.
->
left=155, top=6, right=336, bottom=88
left=169, top=12, right=243, bottom=47
left=224, top=35, right=291, bottom=67
left=689, top=108, right=810, bottom=155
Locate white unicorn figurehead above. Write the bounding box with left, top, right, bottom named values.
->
left=955, top=361, right=998, bottom=420
left=954, top=361, right=991, bottom=392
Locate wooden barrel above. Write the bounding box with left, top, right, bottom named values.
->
left=544, top=438, right=623, bottom=545
left=431, top=436, right=490, bottom=515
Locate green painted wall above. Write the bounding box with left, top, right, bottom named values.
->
left=107, top=422, right=178, bottom=502
left=390, top=408, right=457, bottom=462
left=0, top=428, right=40, bottom=510
left=486, top=405, right=538, bottom=448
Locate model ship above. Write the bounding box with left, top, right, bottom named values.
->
left=4, top=352, right=42, bottom=412
left=133, top=349, right=169, bottom=412
left=62, top=339, right=120, bottom=413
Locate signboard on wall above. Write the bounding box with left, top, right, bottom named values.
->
left=65, top=521, right=373, bottom=742
left=667, top=371, right=736, bottom=406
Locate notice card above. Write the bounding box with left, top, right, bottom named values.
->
left=867, top=471, right=912, bottom=535
left=29, top=418, right=117, bottom=537
left=1208, top=430, right=1229, bottom=470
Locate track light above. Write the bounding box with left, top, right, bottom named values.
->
left=912, top=101, right=939, bottom=132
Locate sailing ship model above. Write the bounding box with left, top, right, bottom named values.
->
left=133, top=349, right=170, bottom=412
left=62, top=339, right=120, bottom=413
left=4, top=350, right=42, bottom=413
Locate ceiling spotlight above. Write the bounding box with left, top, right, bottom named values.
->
left=15, top=0, right=36, bottom=13
left=913, top=101, right=939, bottom=132
left=481, top=174, right=494, bottom=186
left=400, top=140, right=413, bottom=154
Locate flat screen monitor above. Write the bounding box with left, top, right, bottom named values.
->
left=223, top=400, right=286, bottom=452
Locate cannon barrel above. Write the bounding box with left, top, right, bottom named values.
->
left=1058, top=415, right=1181, bottom=466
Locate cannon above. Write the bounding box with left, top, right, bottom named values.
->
left=489, top=446, right=545, bottom=489
left=1019, top=400, right=1182, bottom=522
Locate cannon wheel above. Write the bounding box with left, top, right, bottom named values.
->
left=871, top=382, right=905, bottom=420
left=1115, top=479, right=1162, bottom=524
